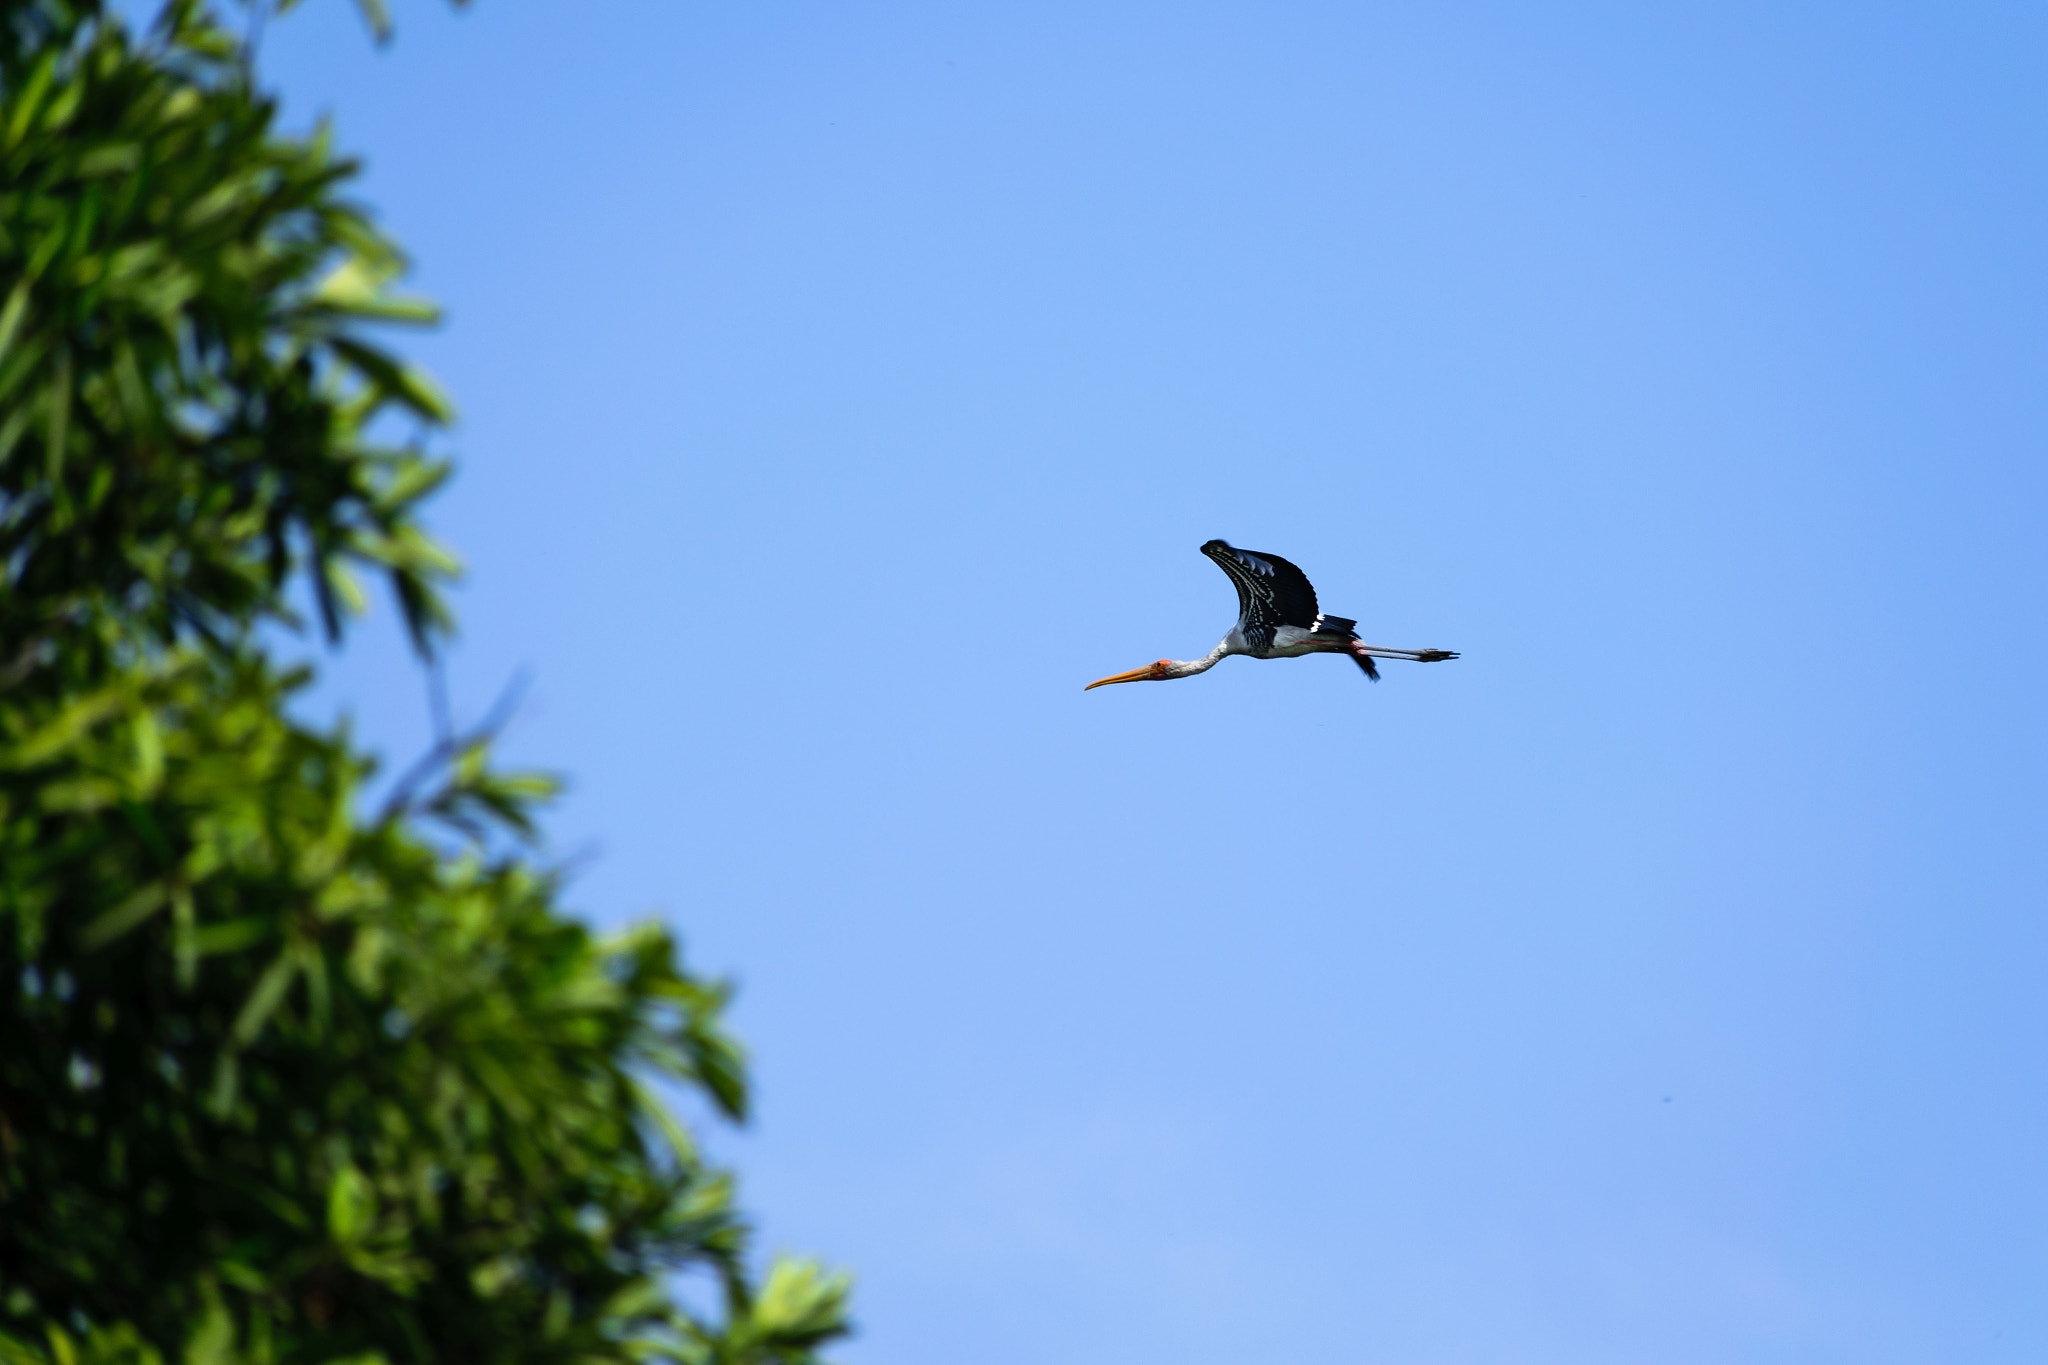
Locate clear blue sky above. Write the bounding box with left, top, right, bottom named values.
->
left=262, top=2, right=2047, bottom=1360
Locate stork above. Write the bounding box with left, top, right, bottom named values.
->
left=1085, top=540, right=1459, bottom=690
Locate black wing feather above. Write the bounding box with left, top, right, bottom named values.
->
left=1200, top=540, right=1322, bottom=650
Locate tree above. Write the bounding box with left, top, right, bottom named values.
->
left=0, top=3, right=850, bottom=1361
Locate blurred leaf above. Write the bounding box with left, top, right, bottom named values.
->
left=326, top=1164, right=374, bottom=1247
left=79, top=884, right=168, bottom=951
left=310, top=254, right=440, bottom=325
left=0, top=280, right=30, bottom=362
left=228, top=948, right=300, bottom=1047
left=351, top=0, right=393, bottom=44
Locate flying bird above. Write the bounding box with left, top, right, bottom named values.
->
left=1085, top=540, right=1459, bottom=690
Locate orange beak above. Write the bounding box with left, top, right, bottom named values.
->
left=1084, top=663, right=1160, bottom=690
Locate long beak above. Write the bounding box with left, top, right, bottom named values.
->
left=1085, top=664, right=1156, bottom=690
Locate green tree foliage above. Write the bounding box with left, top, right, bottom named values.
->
left=0, top=4, right=850, bottom=1362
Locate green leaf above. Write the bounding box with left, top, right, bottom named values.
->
left=329, top=337, right=456, bottom=425
left=229, top=948, right=300, bottom=1047
left=0, top=280, right=30, bottom=363
left=743, top=1258, right=854, bottom=1352
left=80, top=884, right=169, bottom=951
left=310, top=254, right=441, bottom=325
left=327, top=1163, right=375, bottom=1246
left=352, top=0, right=395, bottom=44
left=3, top=50, right=57, bottom=152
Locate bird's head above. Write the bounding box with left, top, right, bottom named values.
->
left=1084, top=659, right=1176, bottom=690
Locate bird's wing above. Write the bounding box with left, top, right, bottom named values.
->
left=1200, top=540, right=1321, bottom=649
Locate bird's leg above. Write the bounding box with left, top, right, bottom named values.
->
left=1353, top=643, right=1460, bottom=663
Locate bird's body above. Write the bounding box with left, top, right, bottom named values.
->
left=1085, top=539, right=1458, bottom=690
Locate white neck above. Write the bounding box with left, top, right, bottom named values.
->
left=1163, top=642, right=1232, bottom=679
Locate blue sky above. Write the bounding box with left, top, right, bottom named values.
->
left=260, top=2, right=2047, bottom=1360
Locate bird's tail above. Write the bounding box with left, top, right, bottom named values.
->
left=1350, top=652, right=1380, bottom=682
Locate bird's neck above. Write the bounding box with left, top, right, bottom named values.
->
left=1165, top=642, right=1231, bottom=679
